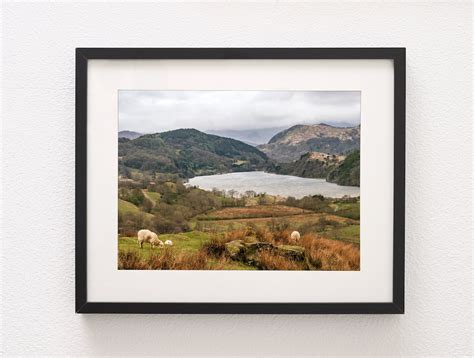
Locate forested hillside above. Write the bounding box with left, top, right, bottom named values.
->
left=269, top=150, right=360, bottom=186
left=119, top=128, right=269, bottom=178
left=326, top=150, right=360, bottom=186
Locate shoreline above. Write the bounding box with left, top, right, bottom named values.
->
left=186, top=171, right=360, bottom=199
left=185, top=170, right=360, bottom=188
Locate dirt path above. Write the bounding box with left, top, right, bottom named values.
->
left=142, top=190, right=157, bottom=208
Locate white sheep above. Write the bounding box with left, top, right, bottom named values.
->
left=164, top=240, right=173, bottom=246
left=137, top=229, right=163, bottom=249
left=150, top=237, right=164, bottom=248
left=290, top=231, right=301, bottom=243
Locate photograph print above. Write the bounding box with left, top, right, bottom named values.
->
left=118, top=90, right=361, bottom=271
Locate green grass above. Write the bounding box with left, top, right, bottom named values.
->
left=322, top=224, right=360, bottom=244
left=118, top=199, right=154, bottom=219
left=118, top=199, right=141, bottom=215
left=328, top=201, right=360, bottom=220
left=118, top=231, right=256, bottom=270
left=119, top=231, right=211, bottom=256
left=143, top=190, right=161, bottom=205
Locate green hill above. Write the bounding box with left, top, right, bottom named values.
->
left=270, top=152, right=343, bottom=179
left=269, top=150, right=360, bottom=186
left=118, top=128, right=269, bottom=178
left=327, top=150, right=360, bottom=186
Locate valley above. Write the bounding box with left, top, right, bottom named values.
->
left=117, top=123, right=361, bottom=270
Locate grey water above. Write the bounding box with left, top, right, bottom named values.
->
left=187, top=171, right=359, bottom=199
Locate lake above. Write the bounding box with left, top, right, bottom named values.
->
left=187, top=171, right=359, bottom=199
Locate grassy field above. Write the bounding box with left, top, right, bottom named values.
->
left=118, top=234, right=255, bottom=270
left=118, top=200, right=360, bottom=270
left=192, top=212, right=359, bottom=244
left=321, top=224, right=360, bottom=244
left=120, top=231, right=209, bottom=257
left=328, top=201, right=360, bottom=220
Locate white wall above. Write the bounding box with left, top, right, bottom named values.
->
left=1, top=1, right=472, bottom=356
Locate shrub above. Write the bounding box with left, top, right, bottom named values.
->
left=118, top=248, right=209, bottom=270
left=267, top=218, right=290, bottom=233
left=151, top=214, right=190, bottom=234
left=254, top=227, right=274, bottom=244
left=225, top=229, right=248, bottom=241
left=119, top=211, right=152, bottom=236
left=272, top=229, right=292, bottom=244
left=147, top=248, right=209, bottom=270
left=140, top=197, right=154, bottom=213
left=299, top=234, right=360, bottom=270
left=201, top=235, right=231, bottom=257
left=118, top=251, right=148, bottom=270
left=124, top=188, right=146, bottom=206
left=258, top=251, right=305, bottom=271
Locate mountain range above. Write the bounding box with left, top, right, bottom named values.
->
left=118, top=130, right=142, bottom=140
left=118, top=124, right=360, bottom=186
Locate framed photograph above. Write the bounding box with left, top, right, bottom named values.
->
left=76, top=48, right=405, bottom=314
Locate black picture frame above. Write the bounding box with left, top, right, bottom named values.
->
left=76, top=48, right=405, bottom=314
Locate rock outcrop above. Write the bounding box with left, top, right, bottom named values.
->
left=224, top=239, right=307, bottom=268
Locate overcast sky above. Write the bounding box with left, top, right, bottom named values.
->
left=118, top=90, right=361, bottom=133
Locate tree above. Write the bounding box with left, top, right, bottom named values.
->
left=140, top=197, right=154, bottom=213
left=245, top=190, right=256, bottom=198
left=257, top=193, right=267, bottom=205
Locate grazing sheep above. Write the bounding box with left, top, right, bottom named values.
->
left=164, top=240, right=173, bottom=246
left=137, top=229, right=162, bottom=249
left=290, top=230, right=301, bottom=243
left=150, top=237, right=164, bottom=248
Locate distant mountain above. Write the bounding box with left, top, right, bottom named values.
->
left=206, top=127, right=288, bottom=146
left=258, top=124, right=360, bottom=162
left=119, top=130, right=142, bottom=140
left=118, top=128, right=269, bottom=178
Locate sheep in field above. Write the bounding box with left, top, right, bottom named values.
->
left=150, top=237, right=164, bottom=248
left=290, top=230, right=301, bottom=244
left=164, top=240, right=173, bottom=246
left=137, top=229, right=163, bottom=249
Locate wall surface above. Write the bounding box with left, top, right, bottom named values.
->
left=1, top=1, right=472, bottom=356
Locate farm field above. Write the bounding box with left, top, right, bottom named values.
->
left=196, top=205, right=311, bottom=220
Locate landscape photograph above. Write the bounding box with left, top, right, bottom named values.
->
left=117, top=90, right=361, bottom=270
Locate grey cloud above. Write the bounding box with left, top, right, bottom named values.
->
left=118, top=90, right=361, bottom=133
